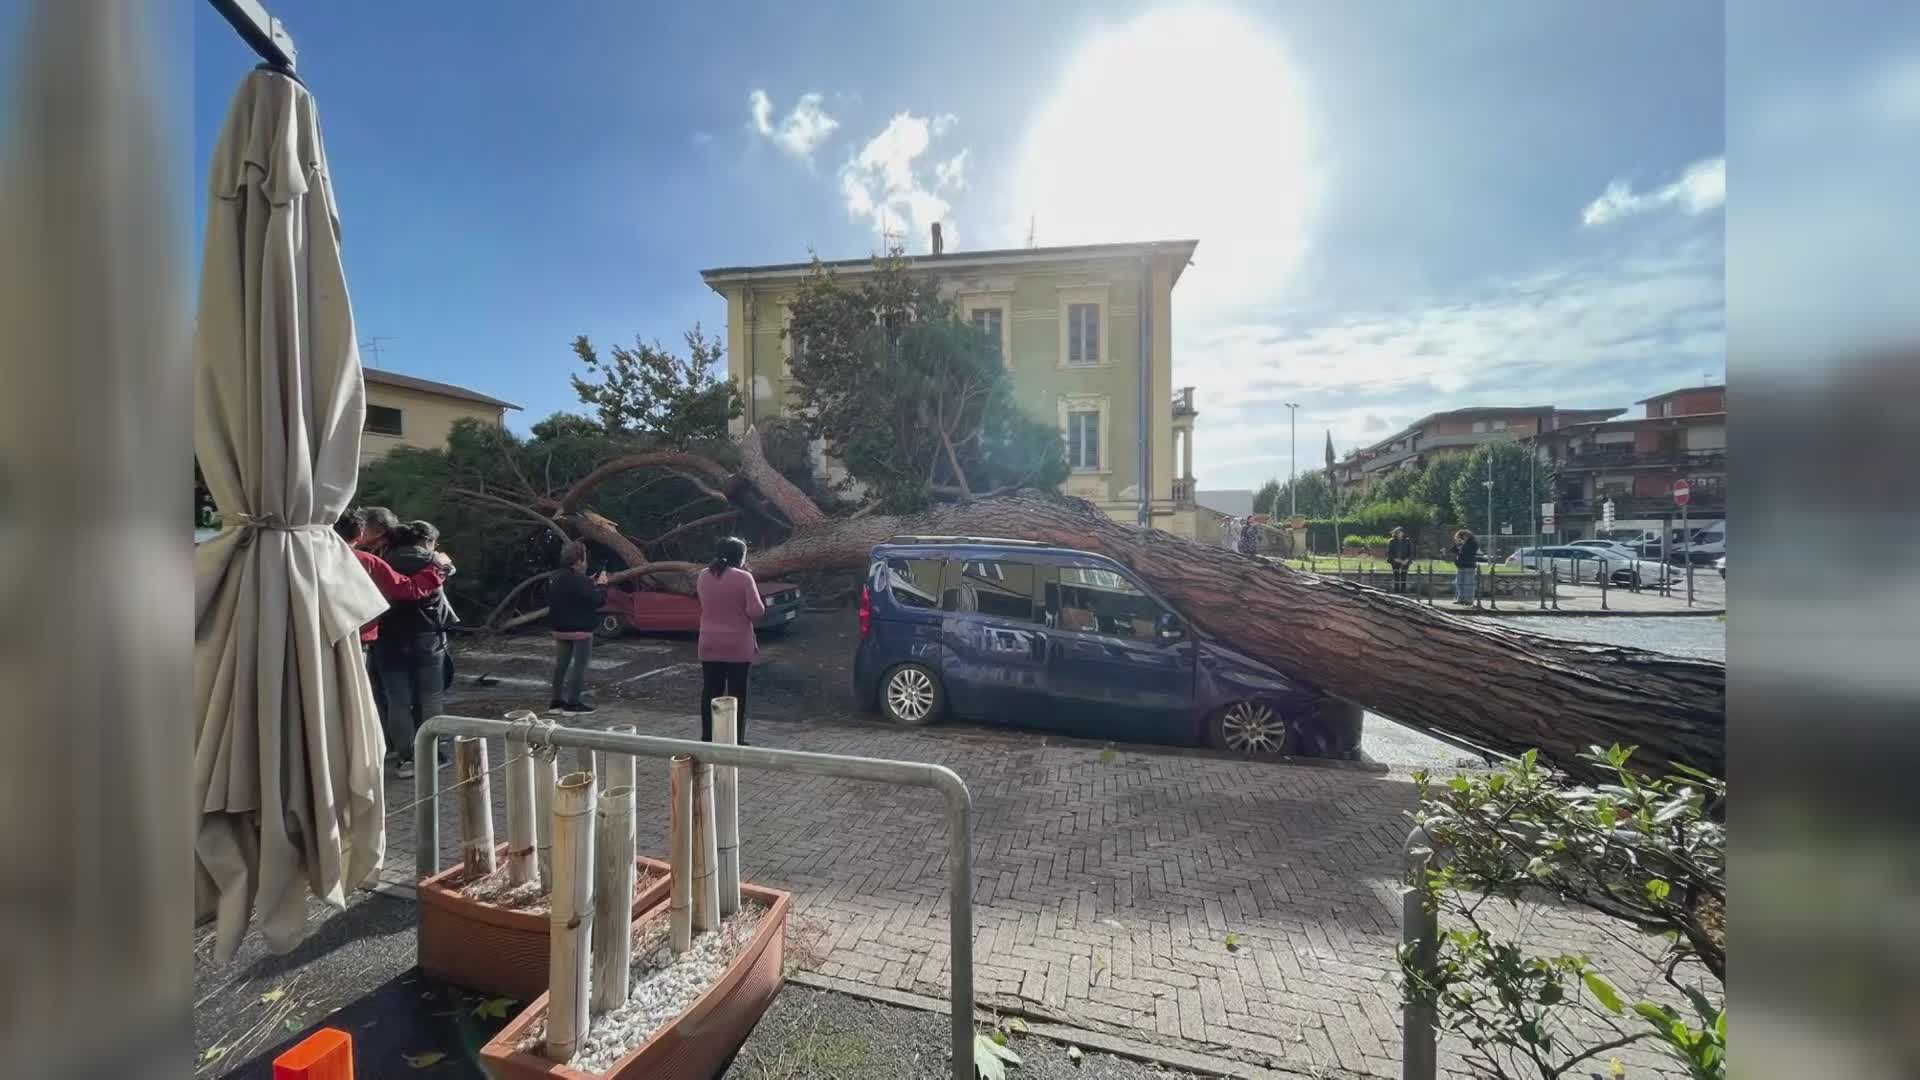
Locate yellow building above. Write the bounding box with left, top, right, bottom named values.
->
left=700, top=238, right=1207, bottom=535
left=360, top=368, right=520, bottom=469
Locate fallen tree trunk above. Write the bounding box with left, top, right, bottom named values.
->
left=739, top=491, right=1725, bottom=779
left=484, top=450, right=1723, bottom=778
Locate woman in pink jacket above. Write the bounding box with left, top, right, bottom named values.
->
left=695, top=536, right=766, bottom=743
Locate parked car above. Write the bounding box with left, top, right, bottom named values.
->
left=1506, top=545, right=1680, bottom=587
left=1568, top=539, right=1641, bottom=558
left=597, top=578, right=803, bottom=637
left=852, top=536, right=1364, bottom=758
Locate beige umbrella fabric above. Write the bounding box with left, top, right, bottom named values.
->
left=194, top=68, right=390, bottom=963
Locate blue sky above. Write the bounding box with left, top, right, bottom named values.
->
left=191, top=1, right=1734, bottom=489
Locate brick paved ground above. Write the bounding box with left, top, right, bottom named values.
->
left=377, top=635, right=1692, bottom=1078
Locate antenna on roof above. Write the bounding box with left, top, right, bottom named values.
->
left=359, top=336, right=396, bottom=368
left=1026, top=215, right=1036, bottom=248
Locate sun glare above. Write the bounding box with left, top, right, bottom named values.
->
left=1012, top=6, right=1316, bottom=308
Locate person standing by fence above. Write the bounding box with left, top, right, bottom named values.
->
left=375, top=521, right=458, bottom=779
left=1449, top=529, right=1480, bottom=606
left=547, top=540, right=607, bottom=716
left=697, top=536, right=765, bottom=744
left=1387, top=526, right=1414, bottom=594
left=337, top=511, right=450, bottom=775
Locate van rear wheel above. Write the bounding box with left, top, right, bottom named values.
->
left=880, top=664, right=942, bottom=727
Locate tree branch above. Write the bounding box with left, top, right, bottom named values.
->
left=452, top=487, right=569, bottom=545
left=644, top=508, right=740, bottom=550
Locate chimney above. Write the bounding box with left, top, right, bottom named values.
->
left=930, top=222, right=943, bottom=256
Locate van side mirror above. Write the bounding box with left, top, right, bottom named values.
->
left=1155, top=613, right=1185, bottom=643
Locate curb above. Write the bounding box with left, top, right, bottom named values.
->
left=786, top=970, right=1372, bottom=1080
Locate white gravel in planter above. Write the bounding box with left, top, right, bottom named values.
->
left=518, top=901, right=768, bottom=1074
left=455, top=866, right=659, bottom=917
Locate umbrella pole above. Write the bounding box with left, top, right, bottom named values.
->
left=504, top=712, right=538, bottom=888
left=668, top=755, right=693, bottom=953
left=590, top=782, right=636, bottom=1017
left=545, top=771, right=596, bottom=1062
left=454, top=737, right=497, bottom=880
left=712, top=698, right=742, bottom=916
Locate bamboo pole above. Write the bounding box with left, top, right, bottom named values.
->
left=692, top=756, right=720, bottom=933
left=453, top=736, right=497, bottom=880
left=603, top=722, right=637, bottom=798
left=668, top=755, right=693, bottom=953
left=590, top=783, right=636, bottom=1017
left=534, top=749, right=557, bottom=887
left=503, top=711, right=539, bottom=888
left=545, top=770, right=597, bottom=1063
left=712, top=698, right=742, bottom=916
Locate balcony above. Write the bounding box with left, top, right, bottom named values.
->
left=1172, top=477, right=1196, bottom=506
left=1172, top=387, right=1196, bottom=417
left=1553, top=446, right=1726, bottom=472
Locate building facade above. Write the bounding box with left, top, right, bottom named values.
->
left=1532, top=385, right=1725, bottom=540
left=360, top=368, right=520, bottom=470
left=700, top=239, right=1209, bottom=535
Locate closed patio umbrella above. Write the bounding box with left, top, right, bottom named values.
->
left=194, top=68, right=390, bottom=962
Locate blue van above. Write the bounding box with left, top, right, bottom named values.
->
left=852, top=536, right=1363, bottom=758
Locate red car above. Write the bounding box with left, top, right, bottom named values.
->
left=596, top=579, right=804, bottom=637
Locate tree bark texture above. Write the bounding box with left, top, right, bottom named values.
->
left=743, top=491, right=1725, bottom=778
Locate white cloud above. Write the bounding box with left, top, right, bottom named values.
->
left=1581, top=156, right=1725, bottom=227
left=746, top=89, right=840, bottom=161
left=934, top=149, right=969, bottom=192
left=838, top=111, right=966, bottom=249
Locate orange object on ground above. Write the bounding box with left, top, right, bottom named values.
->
left=273, top=1027, right=352, bottom=1080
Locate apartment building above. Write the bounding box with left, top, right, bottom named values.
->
left=1334, top=404, right=1625, bottom=495
left=1532, top=384, right=1726, bottom=539
left=700, top=237, right=1210, bottom=535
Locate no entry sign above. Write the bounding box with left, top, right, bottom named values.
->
left=1673, top=480, right=1691, bottom=506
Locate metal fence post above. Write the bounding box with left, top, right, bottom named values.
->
left=1402, top=827, right=1438, bottom=1080
left=414, top=715, right=979, bottom=1080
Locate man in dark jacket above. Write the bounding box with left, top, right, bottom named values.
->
left=1386, top=526, right=1414, bottom=593
left=1449, top=529, right=1480, bottom=606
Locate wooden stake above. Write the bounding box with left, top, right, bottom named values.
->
left=503, top=711, right=538, bottom=888
left=668, top=755, right=693, bottom=953
left=712, top=697, right=742, bottom=916
left=544, top=770, right=596, bottom=1063
left=692, top=757, right=720, bottom=933
left=590, top=783, right=636, bottom=1017
left=453, top=736, right=496, bottom=881
left=534, top=750, right=557, bottom=888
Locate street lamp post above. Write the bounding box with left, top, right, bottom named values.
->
left=1284, top=402, right=1300, bottom=519
left=1482, top=455, right=1495, bottom=610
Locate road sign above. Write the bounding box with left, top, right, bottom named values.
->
left=1673, top=480, right=1691, bottom=506
left=1540, top=502, right=1555, bottom=521
left=1499, top=524, right=1513, bottom=535
left=1601, top=499, right=1615, bottom=528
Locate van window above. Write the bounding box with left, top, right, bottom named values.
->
left=1039, top=565, right=1166, bottom=642
left=883, top=557, right=946, bottom=611
left=941, top=560, right=1040, bottom=623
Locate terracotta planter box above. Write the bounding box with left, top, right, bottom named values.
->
left=419, top=847, right=672, bottom=1002
left=479, top=882, right=791, bottom=1080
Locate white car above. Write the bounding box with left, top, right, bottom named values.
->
left=1568, top=539, right=1642, bottom=558
left=1507, top=545, right=1682, bottom=588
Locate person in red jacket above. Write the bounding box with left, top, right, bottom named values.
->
left=336, top=511, right=449, bottom=776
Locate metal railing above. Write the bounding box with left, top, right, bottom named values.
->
left=414, top=715, right=978, bottom=1080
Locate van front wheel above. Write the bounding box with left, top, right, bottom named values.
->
left=881, top=664, right=943, bottom=727
left=1210, top=701, right=1293, bottom=756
